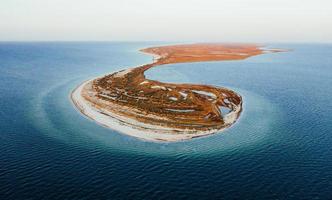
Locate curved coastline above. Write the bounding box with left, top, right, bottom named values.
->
left=71, top=80, right=241, bottom=142
left=71, top=44, right=269, bottom=142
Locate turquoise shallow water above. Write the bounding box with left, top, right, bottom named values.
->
left=0, top=42, right=332, bottom=199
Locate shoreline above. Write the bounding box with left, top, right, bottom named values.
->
left=71, top=79, right=240, bottom=142
left=70, top=43, right=270, bottom=142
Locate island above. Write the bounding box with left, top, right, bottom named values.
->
left=71, top=44, right=273, bottom=142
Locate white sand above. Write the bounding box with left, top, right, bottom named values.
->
left=71, top=80, right=242, bottom=142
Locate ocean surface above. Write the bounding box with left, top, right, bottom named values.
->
left=0, top=42, right=331, bottom=199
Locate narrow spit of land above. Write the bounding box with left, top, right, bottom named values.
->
left=72, top=44, right=272, bottom=142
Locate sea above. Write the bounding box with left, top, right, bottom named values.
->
left=0, top=42, right=331, bottom=199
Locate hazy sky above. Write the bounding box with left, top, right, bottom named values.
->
left=1, top=0, right=331, bottom=42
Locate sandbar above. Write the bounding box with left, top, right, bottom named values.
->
left=71, top=43, right=272, bottom=142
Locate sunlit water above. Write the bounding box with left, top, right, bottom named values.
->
left=0, top=42, right=332, bottom=199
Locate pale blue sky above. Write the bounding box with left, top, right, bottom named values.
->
left=1, top=0, right=331, bottom=42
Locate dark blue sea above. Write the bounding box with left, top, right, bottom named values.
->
left=0, top=42, right=332, bottom=199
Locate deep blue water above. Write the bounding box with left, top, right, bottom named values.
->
left=0, top=42, right=332, bottom=199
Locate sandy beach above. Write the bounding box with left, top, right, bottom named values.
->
left=71, top=44, right=266, bottom=142
left=71, top=80, right=241, bottom=142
